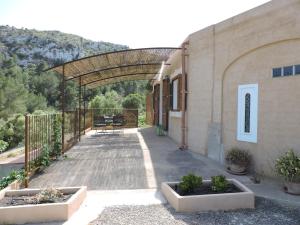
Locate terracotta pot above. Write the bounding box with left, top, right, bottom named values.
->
left=284, top=181, right=300, bottom=195
left=227, top=163, right=247, bottom=174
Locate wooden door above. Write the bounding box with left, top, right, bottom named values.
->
left=162, top=78, right=170, bottom=130
left=153, top=84, right=160, bottom=125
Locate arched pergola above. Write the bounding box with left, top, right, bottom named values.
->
left=46, top=47, right=181, bottom=150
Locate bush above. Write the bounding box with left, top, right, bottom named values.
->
left=179, top=173, right=202, bottom=194
left=122, top=94, right=141, bottom=109
left=225, top=148, right=251, bottom=166
left=52, top=115, right=62, bottom=158
left=275, top=150, right=300, bottom=183
left=138, top=112, right=146, bottom=127
left=0, top=140, right=9, bottom=153
left=0, top=169, right=25, bottom=190
left=34, top=145, right=50, bottom=168
left=35, top=188, right=63, bottom=203
left=0, top=114, right=25, bottom=149
left=89, top=91, right=122, bottom=110
left=211, top=175, right=229, bottom=192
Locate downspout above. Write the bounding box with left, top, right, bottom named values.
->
left=61, top=65, right=66, bottom=154
left=180, top=41, right=189, bottom=150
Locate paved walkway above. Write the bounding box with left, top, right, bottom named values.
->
left=29, top=127, right=226, bottom=190
left=30, top=127, right=300, bottom=204
left=27, top=127, right=300, bottom=225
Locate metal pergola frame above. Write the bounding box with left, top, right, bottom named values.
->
left=46, top=47, right=181, bottom=152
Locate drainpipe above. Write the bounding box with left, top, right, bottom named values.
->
left=180, top=41, right=189, bottom=150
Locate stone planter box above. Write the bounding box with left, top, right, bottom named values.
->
left=0, top=186, right=87, bottom=224
left=0, top=180, right=21, bottom=199
left=161, top=179, right=255, bottom=212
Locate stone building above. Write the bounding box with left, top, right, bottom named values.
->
left=152, top=0, right=300, bottom=176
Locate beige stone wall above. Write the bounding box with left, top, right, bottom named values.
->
left=186, top=27, right=215, bottom=155
left=162, top=48, right=182, bottom=144
left=213, top=0, right=300, bottom=124
left=223, top=39, right=300, bottom=175
left=163, top=0, right=300, bottom=176
left=168, top=116, right=181, bottom=145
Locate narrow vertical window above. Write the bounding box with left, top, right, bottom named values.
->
left=244, top=93, right=251, bottom=133
left=172, top=79, right=178, bottom=110
left=237, top=84, right=258, bottom=143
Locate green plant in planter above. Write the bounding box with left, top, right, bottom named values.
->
left=275, top=150, right=300, bottom=183
left=0, top=169, right=25, bottom=190
left=179, top=173, right=202, bottom=194
left=226, top=148, right=251, bottom=166
left=155, top=125, right=165, bottom=136
left=211, top=175, right=229, bottom=192
left=35, top=188, right=64, bottom=203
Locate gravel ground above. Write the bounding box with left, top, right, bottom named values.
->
left=90, top=197, right=300, bottom=225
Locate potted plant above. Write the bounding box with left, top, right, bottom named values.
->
left=225, top=148, right=251, bottom=174
left=161, top=173, right=254, bottom=212
left=275, top=150, right=300, bottom=195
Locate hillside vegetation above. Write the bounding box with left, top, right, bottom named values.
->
left=0, top=25, right=150, bottom=151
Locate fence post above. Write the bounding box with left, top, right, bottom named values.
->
left=24, top=114, right=29, bottom=188
left=91, top=108, right=94, bottom=130
left=61, top=65, right=66, bottom=154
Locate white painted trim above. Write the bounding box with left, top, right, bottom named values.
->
left=169, top=111, right=182, bottom=118
left=159, top=80, right=163, bottom=125
left=237, top=84, right=258, bottom=143
left=172, top=79, right=178, bottom=110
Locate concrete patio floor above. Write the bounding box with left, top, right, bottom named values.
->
left=29, top=127, right=227, bottom=190
left=29, top=127, right=300, bottom=205
left=26, top=127, right=300, bottom=225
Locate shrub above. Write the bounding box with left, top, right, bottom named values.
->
left=122, top=94, right=141, bottom=109
left=275, top=150, right=300, bottom=183
left=34, top=145, right=50, bottom=168
left=35, top=188, right=63, bottom=203
left=179, top=173, right=202, bottom=194
left=211, top=175, right=229, bottom=192
left=138, top=112, right=146, bottom=127
left=0, top=169, right=25, bottom=190
left=225, top=148, right=251, bottom=166
left=52, top=115, right=62, bottom=158
left=0, top=114, right=25, bottom=149
left=0, top=140, right=9, bottom=153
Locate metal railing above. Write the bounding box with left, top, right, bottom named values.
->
left=63, top=108, right=93, bottom=151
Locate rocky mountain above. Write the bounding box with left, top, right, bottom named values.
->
left=0, top=25, right=128, bottom=67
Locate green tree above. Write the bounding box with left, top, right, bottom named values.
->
left=89, top=95, right=105, bottom=109
left=26, top=93, right=47, bottom=113
left=122, top=93, right=142, bottom=109
left=0, top=76, right=28, bottom=119
left=0, top=114, right=25, bottom=148
left=89, top=91, right=121, bottom=109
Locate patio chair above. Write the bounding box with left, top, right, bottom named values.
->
left=113, top=114, right=124, bottom=127
left=94, top=116, right=106, bottom=133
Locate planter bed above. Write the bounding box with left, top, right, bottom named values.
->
left=0, top=180, right=21, bottom=199
left=162, top=179, right=254, bottom=212
left=0, top=186, right=87, bottom=224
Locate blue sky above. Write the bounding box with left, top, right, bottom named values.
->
left=0, top=0, right=270, bottom=48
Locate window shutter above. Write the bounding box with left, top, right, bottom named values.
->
left=184, top=73, right=187, bottom=110
left=169, top=81, right=173, bottom=109
left=178, top=75, right=182, bottom=110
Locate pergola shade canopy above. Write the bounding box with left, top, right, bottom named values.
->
left=48, top=48, right=180, bottom=88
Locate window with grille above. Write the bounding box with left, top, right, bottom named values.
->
left=237, top=84, right=258, bottom=143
